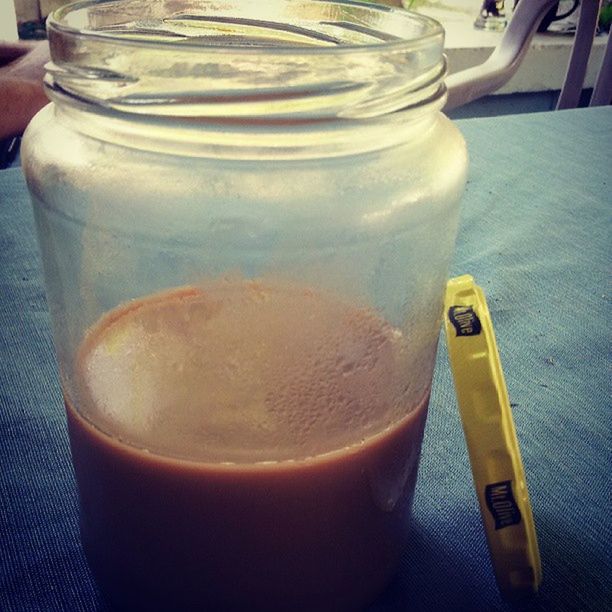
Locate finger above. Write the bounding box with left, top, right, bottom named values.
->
left=0, top=79, right=48, bottom=139
left=3, top=41, right=50, bottom=82
left=0, top=41, right=37, bottom=67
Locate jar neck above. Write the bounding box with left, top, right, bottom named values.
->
left=51, top=95, right=443, bottom=160
left=45, top=0, right=447, bottom=158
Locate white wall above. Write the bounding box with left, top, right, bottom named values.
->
left=1, top=0, right=19, bottom=40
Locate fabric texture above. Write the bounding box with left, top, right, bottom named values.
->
left=1, top=107, right=611, bottom=611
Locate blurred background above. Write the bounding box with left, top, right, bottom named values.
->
left=8, top=0, right=66, bottom=40
left=6, top=1, right=609, bottom=41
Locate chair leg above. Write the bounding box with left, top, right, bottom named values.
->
left=556, top=0, right=601, bottom=110
left=589, top=30, right=612, bottom=106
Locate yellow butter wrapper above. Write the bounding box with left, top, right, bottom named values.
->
left=444, top=275, right=542, bottom=600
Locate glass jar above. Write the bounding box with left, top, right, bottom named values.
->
left=22, top=1, right=467, bottom=610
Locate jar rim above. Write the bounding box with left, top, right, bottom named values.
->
left=45, top=0, right=446, bottom=120
left=48, top=0, right=444, bottom=53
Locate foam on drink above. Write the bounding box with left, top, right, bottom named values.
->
left=76, top=278, right=418, bottom=463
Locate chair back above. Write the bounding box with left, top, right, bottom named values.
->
left=445, top=0, right=611, bottom=111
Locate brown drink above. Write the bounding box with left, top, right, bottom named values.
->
left=66, top=280, right=429, bottom=611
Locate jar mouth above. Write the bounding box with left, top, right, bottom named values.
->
left=45, top=0, right=446, bottom=120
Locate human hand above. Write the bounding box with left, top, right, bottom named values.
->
left=0, top=40, right=50, bottom=140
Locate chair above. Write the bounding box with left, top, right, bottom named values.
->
left=445, top=0, right=612, bottom=111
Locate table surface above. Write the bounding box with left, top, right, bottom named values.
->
left=1, top=107, right=611, bottom=611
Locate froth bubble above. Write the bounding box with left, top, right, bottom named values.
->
left=78, top=279, right=413, bottom=461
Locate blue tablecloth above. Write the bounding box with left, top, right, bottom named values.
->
left=1, top=107, right=611, bottom=611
